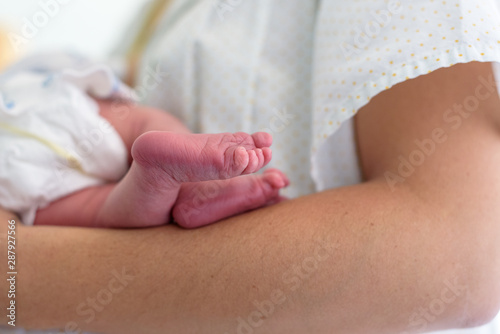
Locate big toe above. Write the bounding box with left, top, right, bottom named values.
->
left=251, top=132, right=273, bottom=148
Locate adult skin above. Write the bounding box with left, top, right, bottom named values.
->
left=1, top=62, right=500, bottom=333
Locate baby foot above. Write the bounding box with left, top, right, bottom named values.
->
left=172, top=168, right=290, bottom=228
left=131, top=131, right=273, bottom=184
left=97, top=131, right=274, bottom=228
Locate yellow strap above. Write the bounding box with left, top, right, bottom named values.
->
left=125, top=0, right=174, bottom=86
left=0, top=122, right=88, bottom=175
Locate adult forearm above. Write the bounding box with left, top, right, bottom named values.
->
left=11, top=179, right=499, bottom=334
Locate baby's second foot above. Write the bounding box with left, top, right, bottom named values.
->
left=173, top=168, right=290, bottom=228
left=131, top=131, right=273, bottom=184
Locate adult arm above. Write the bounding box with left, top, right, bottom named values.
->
left=4, top=62, right=500, bottom=333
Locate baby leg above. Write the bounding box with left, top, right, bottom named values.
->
left=35, top=185, right=115, bottom=228
left=172, top=169, right=290, bottom=229
left=36, top=131, right=273, bottom=228
left=35, top=102, right=193, bottom=228
left=96, top=131, right=273, bottom=227
left=97, top=100, right=192, bottom=160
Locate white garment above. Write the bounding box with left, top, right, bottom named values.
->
left=0, top=53, right=129, bottom=225
left=134, top=0, right=500, bottom=332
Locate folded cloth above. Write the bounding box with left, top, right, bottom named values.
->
left=0, top=52, right=130, bottom=225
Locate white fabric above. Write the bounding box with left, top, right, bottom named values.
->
left=0, top=53, right=130, bottom=225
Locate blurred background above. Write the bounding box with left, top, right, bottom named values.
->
left=0, top=0, right=148, bottom=67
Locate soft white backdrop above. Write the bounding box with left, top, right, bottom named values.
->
left=0, top=0, right=148, bottom=59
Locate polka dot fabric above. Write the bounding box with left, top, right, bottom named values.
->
left=312, top=0, right=500, bottom=189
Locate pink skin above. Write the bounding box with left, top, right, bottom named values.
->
left=98, top=131, right=278, bottom=227
left=34, top=102, right=289, bottom=229
left=173, top=168, right=290, bottom=228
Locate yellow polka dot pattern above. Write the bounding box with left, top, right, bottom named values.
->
left=313, top=0, right=500, bottom=189
left=312, top=0, right=500, bottom=188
